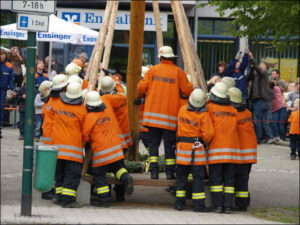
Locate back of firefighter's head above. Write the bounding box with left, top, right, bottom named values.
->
left=68, top=74, right=83, bottom=86
left=52, top=74, right=68, bottom=91
left=85, top=91, right=102, bottom=107
left=210, top=82, right=228, bottom=99
left=39, top=80, right=52, bottom=99
left=66, top=82, right=82, bottom=99
left=158, top=46, right=177, bottom=62
left=228, top=87, right=242, bottom=104
left=189, top=88, right=206, bottom=108
left=65, top=62, right=81, bottom=77
left=101, top=76, right=116, bottom=94
left=221, top=77, right=235, bottom=89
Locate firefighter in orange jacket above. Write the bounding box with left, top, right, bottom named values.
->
left=100, top=76, right=133, bottom=148
left=82, top=91, right=134, bottom=207
left=51, top=82, right=87, bottom=208
left=41, top=74, right=68, bottom=145
left=228, top=87, right=257, bottom=211
left=137, top=46, right=194, bottom=179
left=206, top=82, right=240, bottom=213
left=175, top=89, right=214, bottom=212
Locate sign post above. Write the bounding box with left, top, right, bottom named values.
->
left=12, top=0, right=56, bottom=217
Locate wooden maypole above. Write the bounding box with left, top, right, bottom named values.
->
left=126, top=0, right=146, bottom=161
left=152, top=0, right=163, bottom=50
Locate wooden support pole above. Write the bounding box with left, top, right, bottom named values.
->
left=97, top=1, right=119, bottom=91
left=126, top=0, right=146, bottom=161
left=85, top=1, right=113, bottom=84
left=152, top=0, right=163, bottom=50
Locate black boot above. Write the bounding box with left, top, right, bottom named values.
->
left=150, top=163, right=159, bottom=179
left=213, top=206, right=223, bottom=213
left=41, top=188, right=55, bottom=200
left=120, top=173, right=134, bottom=195
left=62, top=201, right=83, bottom=208
left=175, top=198, right=185, bottom=211
left=114, top=185, right=125, bottom=202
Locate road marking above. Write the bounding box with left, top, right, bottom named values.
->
left=252, top=168, right=299, bottom=175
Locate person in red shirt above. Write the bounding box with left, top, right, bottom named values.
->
left=288, top=98, right=299, bottom=160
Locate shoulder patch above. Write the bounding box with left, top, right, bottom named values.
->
left=5, top=62, right=13, bottom=69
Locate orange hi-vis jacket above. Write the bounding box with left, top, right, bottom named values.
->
left=112, top=75, right=125, bottom=94
left=179, top=96, right=189, bottom=108
left=236, top=109, right=257, bottom=164
left=101, top=93, right=133, bottom=147
left=41, top=96, right=60, bottom=144
left=51, top=99, right=87, bottom=163
left=137, top=60, right=193, bottom=131
left=207, top=102, right=241, bottom=164
left=82, top=80, right=89, bottom=90
left=101, top=94, right=127, bottom=148
left=176, top=105, right=214, bottom=166
left=139, top=103, right=149, bottom=133
left=82, top=109, right=124, bottom=167
left=288, top=111, right=299, bottom=135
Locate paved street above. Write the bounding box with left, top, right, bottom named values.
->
left=1, top=127, right=299, bottom=224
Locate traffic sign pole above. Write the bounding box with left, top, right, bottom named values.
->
left=21, top=31, right=36, bottom=216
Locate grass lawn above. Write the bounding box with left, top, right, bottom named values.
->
left=249, top=207, right=299, bottom=224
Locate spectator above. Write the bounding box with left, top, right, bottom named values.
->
left=286, top=78, right=299, bottom=111
left=44, top=56, right=57, bottom=81
left=271, top=69, right=286, bottom=92
left=270, top=81, right=287, bottom=142
left=247, top=52, right=274, bottom=144
left=9, top=47, right=25, bottom=88
left=16, top=76, right=26, bottom=140
left=35, top=60, right=49, bottom=93
left=224, top=49, right=249, bottom=99
left=78, top=52, right=88, bottom=64
left=212, top=61, right=226, bottom=78
left=207, top=75, right=221, bottom=92
left=34, top=91, right=44, bottom=142
left=288, top=98, right=299, bottom=160
left=0, top=49, right=14, bottom=138
left=81, top=62, right=89, bottom=79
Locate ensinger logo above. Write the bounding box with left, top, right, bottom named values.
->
left=62, top=12, right=81, bottom=25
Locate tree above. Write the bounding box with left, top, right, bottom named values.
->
left=199, top=0, right=299, bottom=51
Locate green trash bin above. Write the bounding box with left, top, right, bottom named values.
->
left=34, top=144, right=58, bottom=192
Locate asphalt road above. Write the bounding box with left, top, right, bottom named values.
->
left=1, top=127, right=299, bottom=209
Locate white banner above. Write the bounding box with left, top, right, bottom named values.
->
left=57, top=8, right=169, bottom=32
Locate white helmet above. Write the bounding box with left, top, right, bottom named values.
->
left=187, top=74, right=192, bottom=83
left=65, top=62, right=81, bottom=76
left=66, top=82, right=82, bottom=99
left=228, top=87, right=242, bottom=104
left=211, top=82, right=228, bottom=99
left=101, top=76, right=116, bottom=93
left=141, top=66, right=149, bottom=78
left=68, top=75, right=83, bottom=86
left=39, top=81, right=52, bottom=99
left=85, top=91, right=102, bottom=107
left=189, top=88, right=206, bottom=108
left=52, top=74, right=68, bottom=90
left=221, top=77, right=235, bottom=89
left=158, top=46, right=176, bottom=58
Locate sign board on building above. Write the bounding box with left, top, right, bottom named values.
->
left=17, top=13, right=49, bottom=32
left=12, top=0, right=56, bottom=14
left=57, top=8, right=168, bottom=32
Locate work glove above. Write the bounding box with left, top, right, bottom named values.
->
left=235, top=51, right=243, bottom=61
left=134, top=98, right=144, bottom=105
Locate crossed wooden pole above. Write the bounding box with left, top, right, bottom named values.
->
left=84, top=0, right=207, bottom=165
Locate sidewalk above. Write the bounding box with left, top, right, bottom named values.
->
left=1, top=204, right=281, bottom=224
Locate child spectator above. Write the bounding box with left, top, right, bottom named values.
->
left=16, top=76, right=26, bottom=140
left=35, top=60, right=49, bottom=93
left=270, top=81, right=287, bottom=141
left=288, top=98, right=299, bottom=160
left=287, top=78, right=299, bottom=111
left=34, top=89, right=45, bottom=142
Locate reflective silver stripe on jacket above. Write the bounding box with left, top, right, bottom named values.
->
left=177, top=149, right=205, bottom=156
left=240, top=149, right=257, bottom=153
left=143, top=119, right=177, bottom=128
left=93, top=151, right=123, bottom=165
left=176, top=156, right=206, bottom=163
left=56, top=144, right=82, bottom=152
left=93, top=145, right=122, bottom=157
left=58, top=151, right=83, bottom=160
left=208, top=155, right=241, bottom=161
left=144, top=112, right=177, bottom=121
left=41, top=136, right=52, bottom=142
left=208, top=148, right=240, bottom=154
left=119, top=133, right=131, bottom=138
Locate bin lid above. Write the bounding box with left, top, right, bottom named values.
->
left=36, top=144, right=58, bottom=151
